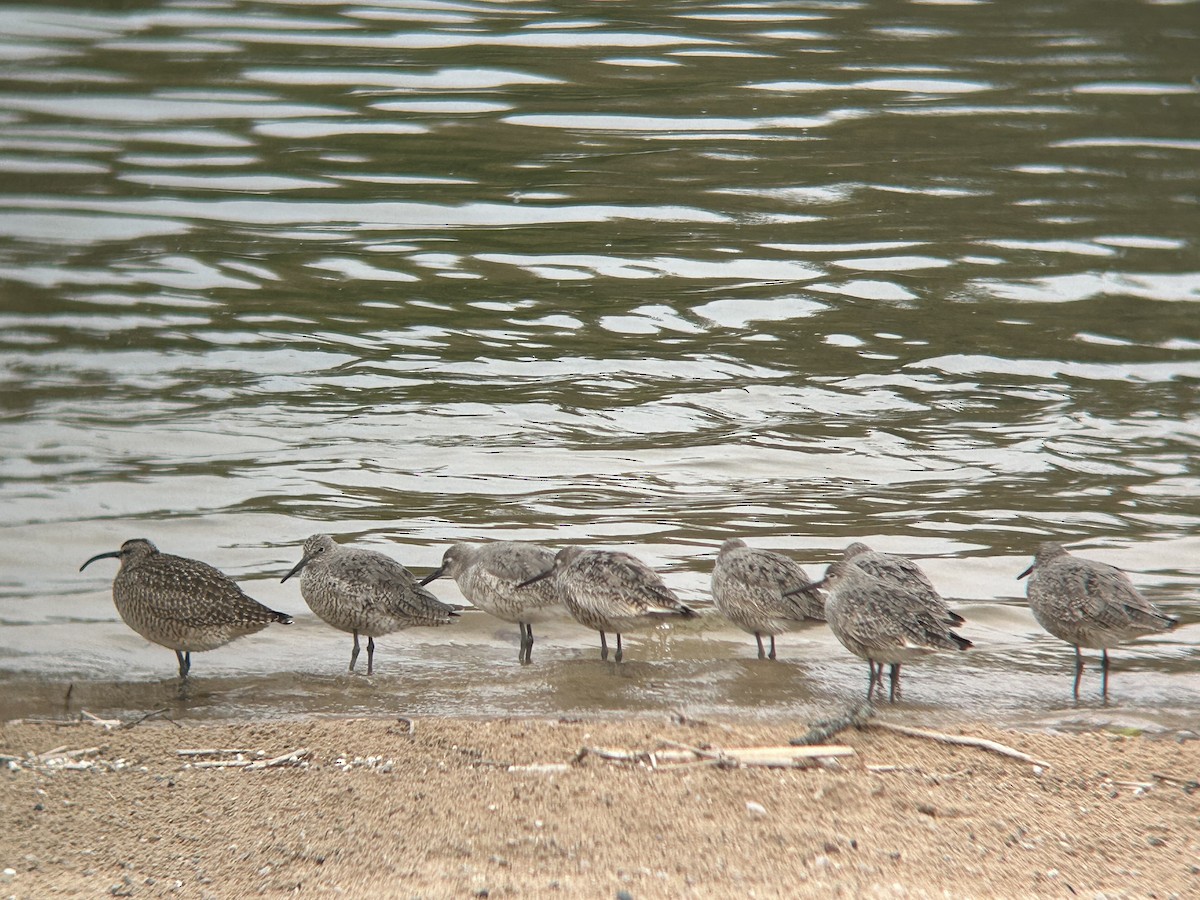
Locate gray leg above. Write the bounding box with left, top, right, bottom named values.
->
left=614, top=633, right=624, bottom=664
left=599, top=632, right=608, bottom=661
left=755, top=633, right=766, bottom=659
left=350, top=630, right=361, bottom=672
left=888, top=664, right=902, bottom=703
left=1100, top=648, right=1110, bottom=702
left=867, top=661, right=880, bottom=700
left=1072, top=645, right=1084, bottom=699
left=366, top=636, right=376, bottom=676
left=175, top=650, right=191, bottom=681
left=519, top=623, right=533, bottom=665
left=768, top=634, right=777, bottom=661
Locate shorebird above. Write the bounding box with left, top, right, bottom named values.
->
left=518, top=546, right=696, bottom=662
left=79, top=538, right=292, bottom=681
left=710, top=538, right=824, bottom=659
left=420, top=541, right=562, bottom=664
left=282, top=534, right=457, bottom=675
left=1018, top=541, right=1177, bottom=700
left=817, top=559, right=971, bottom=702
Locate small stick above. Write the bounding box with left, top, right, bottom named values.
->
left=791, top=702, right=874, bottom=746
left=118, top=709, right=171, bottom=730
left=80, top=710, right=122, bottom=730
left=176, top=749, right=257, bottom=757
left=657, top=739, right=723, bottom=761
left=191, top=759, right=252, bottom=769
left=868, top=722, right=1051, bottom=769
left=36, top=745, right=69, bottom=761
left=245, top=747, right=310, bottom=771
left=61, top=747, right=101, bottom=759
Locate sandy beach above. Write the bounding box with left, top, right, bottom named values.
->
left=1, top=713, right=1197, bottom=898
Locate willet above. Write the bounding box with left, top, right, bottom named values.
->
left=839, top=542, right=942, bottom=601
left=711, top=538, right=824, bottom=660
left=419, top=541, right=562, bottom=664
left=818, top=559, right=971, bottom=702
left=1018, top=541, right=1178, bottom=700
left=79, top=538, right=292, bottom=681
left=518, top=546, right=696, bottom=662
left=786, top=541, right=964, bottom=693
left=282, top=534, right=457, bottom=675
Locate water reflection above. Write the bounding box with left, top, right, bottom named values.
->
left=0, top=0, right=1197, bottom=728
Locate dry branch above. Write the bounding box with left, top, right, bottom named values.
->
left=868, top=722, right=1051, bottom=769
left=576, top=742, right=853, bottom=770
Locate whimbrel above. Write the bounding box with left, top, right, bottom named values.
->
left=711, top=538, right=824, bottom=659
left=282, top=534, right=457, bottom=675
left=79, top=538, right=292, bottom=681
left=1018, top=541, right=1177, bottom=700
left=419, top=541, right=561, bottom=664
left=519, top=546, right=696, bottom=662
left=819, top=559, right=971, bottom=702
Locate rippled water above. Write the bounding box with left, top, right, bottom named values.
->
left=1, top=0, right=1197, bottom=729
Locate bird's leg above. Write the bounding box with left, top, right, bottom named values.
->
left=888, top=663, right=901, bottom=704
left=755, top=633, right=766, bottom=659
left=599, top=631, right=608, bottom=661
left=867, top=661, right=880, bottom=700
left=1072, top=645, right=1083, bottom=700
left=1100, top=648, right=1110, bottom=704
left=614, top=633, right=624, bottom=664
left=175, top=650, right=191, bottom=681
left=768, top=635, right=777, bottom=661
left=366, top=636, right=375, bottom=676
left=520, top=623, right=533, bottom=665
left=349, top=630, right=361, bottom=673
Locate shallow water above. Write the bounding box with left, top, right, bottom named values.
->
left=0, top=0, right=1197, bottom=730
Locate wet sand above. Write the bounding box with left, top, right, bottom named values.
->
left=1, top=713, right=1197, bottom=898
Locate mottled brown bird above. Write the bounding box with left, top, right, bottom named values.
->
left=1019, top=541, right=1177, bottom=700
left=80, top=538, right=292, bottom=681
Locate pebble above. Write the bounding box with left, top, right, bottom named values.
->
left=745, top=801, right=767, bottom=817
left=0, top=868, right=15, bottom=884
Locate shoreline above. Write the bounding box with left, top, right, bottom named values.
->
left=2, top=713, right=1197, bottom=898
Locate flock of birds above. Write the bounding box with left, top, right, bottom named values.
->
left=78, top=533, right=1180, bottom=703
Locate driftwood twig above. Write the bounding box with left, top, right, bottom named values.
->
left=791, top=702, right=875, bottom=746
left=868, top=722, right=1051, bottom=769
left=576, top=742, right=853, bottom=770
left=245, top=747, right=311, bottom=770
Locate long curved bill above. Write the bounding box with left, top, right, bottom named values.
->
left=516, top=568, right=554, bottom=589
left=418, top=565, right=445, bottom=587
left=79, top=550, right=121, bottom=572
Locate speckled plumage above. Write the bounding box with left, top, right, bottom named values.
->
left=282, top=534, right=457, bottom=674
left=521, top=546, right=696, bottom=663
left=822, top=559, right=971, bottom=702
left=420, top=541, right=562, bottom=664
left=1019, top=541, right=1177, bottom=700
left=711, top=538, right=824, bottom=660
left=79, top=538, right=292, bottom=680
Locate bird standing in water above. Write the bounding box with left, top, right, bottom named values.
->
left=420, top=541, right=561, bottom=664
left=282, top=534, right=457, bottom=675
left=711, top=538, right=824, bottom=660
left=80, top=538, right=292, bottom=682
left=519, top=546, right=696, bottom=662
left=814, top=558, right=971, bottom=702
left=1019, top=541, right=1177, bottom=701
